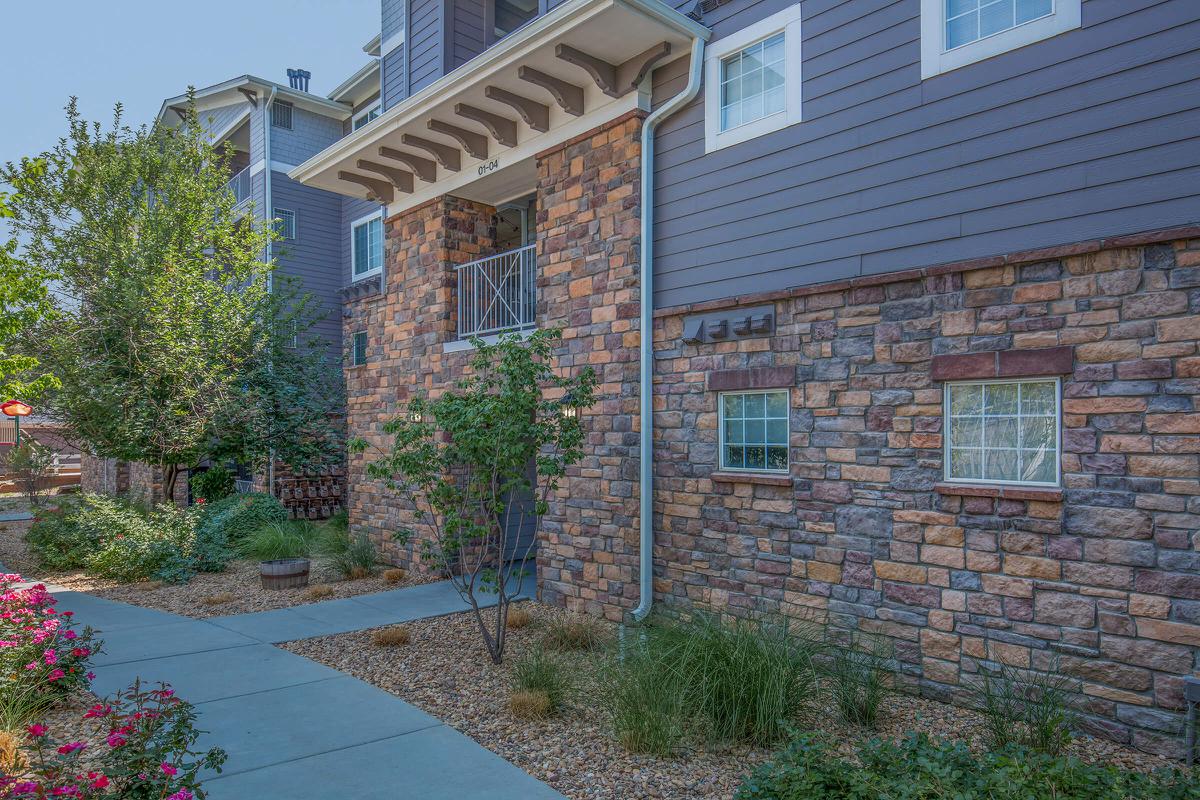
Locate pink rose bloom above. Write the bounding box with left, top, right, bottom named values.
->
left=26, top=723, right=47, bottom=737
left=47, top=668, right=66, bottom=681
left=43, top=648, right=57, bottom=665
left=63, top=630, right=77, bottom=640
left=160, top=763, right=179, bottom=777
left=56, top=741, right=87, bottom=754
left=106, top=732, right=127, bottom=748
left=167, top=791, right=194, bottom=800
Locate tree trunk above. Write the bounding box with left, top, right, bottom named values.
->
left=162, top=463, right=180, bottom=506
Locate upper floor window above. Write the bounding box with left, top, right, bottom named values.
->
left=719, top=390, right=789, bottom=473
left=704, top=4, right=803, bottom=154
left=351, top=212, right=384, bottom=279
left=273, top=208, right=296, bottom=240
left=921, top=0, right=1081, bottom=79
left=354, top=105, right=381, bottom=131
left=491, top=0, right=538, bottom=42
left=944, top=378, right=1060, bottom=487
left=271, top=100, right=294, bottom=130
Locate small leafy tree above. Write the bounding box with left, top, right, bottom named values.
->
left=4, top=438, right=56, bottom=507
left=353, top=329, right=595, bottom=663
left=3, top=97, right=336, bottom=503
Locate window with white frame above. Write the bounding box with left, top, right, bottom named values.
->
left=719, top=390, right=790, bottom=472
left=351, top=213, right=384, bottom=278
left=271, top=100, right=293, bottom=130
left=354, top=105, right=381, bottom=131
left=352, top=331, right=368, bottom=366
left=273, top=208, right=296, bottom=240
left=704, top=4, right=803, bottom=153
left=944, top=379, right=1060, bottom=486
left=920, top=0, right=1081, bottom=79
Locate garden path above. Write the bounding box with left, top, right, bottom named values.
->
left=33, top=576, right=560, bottom=800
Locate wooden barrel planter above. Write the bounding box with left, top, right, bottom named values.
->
left=259, top=558, right=310, bottom=590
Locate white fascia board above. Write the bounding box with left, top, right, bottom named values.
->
left=328, top=61, right=381, bottom=103
left=157, top=75, right=352, bottom=125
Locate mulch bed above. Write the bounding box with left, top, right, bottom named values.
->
left=282, top=604, right=1183, bottom=800
left=0, top=520, right=440, bottom=619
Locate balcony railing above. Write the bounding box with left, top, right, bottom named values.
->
left=455, top=244, right=537, bottom=339
left=226, top=165, right=252, bottom=206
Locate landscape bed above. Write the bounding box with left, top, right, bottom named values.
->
left=282, top=603, right=1182, bottom=800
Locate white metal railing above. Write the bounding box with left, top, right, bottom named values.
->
left=226, top=165, right=252, bottom=206
left=455, top=244, right=537, bottom=339
left=234, top=478, right=254, bottom=494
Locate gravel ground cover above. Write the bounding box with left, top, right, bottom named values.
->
left=0, top=520, right=440, bottom=619
left=283, top=604, right=1182, bottom=800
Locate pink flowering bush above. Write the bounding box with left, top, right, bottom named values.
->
left=0, top=680, right=227, bottom=799
left=0, top=574, right=100, bottom=707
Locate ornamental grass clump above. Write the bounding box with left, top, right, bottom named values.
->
left=506, top=605, right=532, bottom=629
left=304, top=585, right=335, bottom=600
left=510, top=646, right=572, bottom=715
left=316, top=527, right=377, bottom=580
left=237, top=520, right=314, bottom=562
left=0, top=573, right=101, bottom=711
left=976, top=657, right=1079, bottom=755
left=541, top=616, right=605, bottom=652
left=371, top=626, right=411, bottom=647
left=382, top=568, right=406, bottom=585
left=821, top=631, right=892, bottom=730
left=1, top=680, right=227, bottom=800
left=600, top=634, right=686, bottom=755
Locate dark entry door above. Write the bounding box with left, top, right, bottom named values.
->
left=500, top=460, right=538, bottom=562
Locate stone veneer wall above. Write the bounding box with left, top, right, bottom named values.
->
left=343, top=194, right=496, bottom=573
left=605, top=231, right=1197, bottom=758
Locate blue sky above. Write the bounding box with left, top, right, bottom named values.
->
left=0, top=0, right=379, bottom=167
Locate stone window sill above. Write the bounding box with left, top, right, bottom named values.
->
left=934, top=482, right=1063, bottom=502
left=711, top=471, right=794, bottom=487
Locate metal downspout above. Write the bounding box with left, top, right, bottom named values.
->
left=263, top=86, right=278, bottom=497
left=632, top=36, right=705, bottom=622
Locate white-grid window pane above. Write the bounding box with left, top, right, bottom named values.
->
left=720, top=390, right=789, bottom=473
left=946, top=379, right=1059, bottom=486
left=719, top=32, right=786, bottom=133
left=946, top=0, right=1054, bottom=49
left=273, top=208, right=295, bottom=240
left=353, top=216, right=383, bottom=276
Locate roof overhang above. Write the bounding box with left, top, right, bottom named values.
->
left=329, top=61, right=382, bottom=106
left=289, top=0, right=709, bottom=216
left=157, top=75, right=352, bottom=127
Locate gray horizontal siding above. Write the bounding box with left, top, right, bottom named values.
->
left=271, top=173, right=344, bottom=353
left=408, top=0, right=443, bottom=93
left=383, top=46, right=406, bottom=110
left=341, top=196, right=385, bottom=287
left=451, top=0, right=487, bottom=68
left=201, top=102, right=248, bottom=138
left=271, top=107, right=344, bottom=167
left=383, top=0, right=406, bottom=42
left=650, top=0, right=1200, bottom=308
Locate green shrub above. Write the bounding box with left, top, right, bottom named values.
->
left=510, top=646, right=573, bottom=714
left=735, top=732, right=1199, bottom=800
left=196, top=491, right=287, bottom=544
left=191, top=465, right=235, bottom=503
left=604, top=614, right=820, bottom=753
left=26, top=498, right=93, bottom=570
left=329, top=508, right=349, bottom=533
left=85, top=503, right=197, bottom=584
left=822, top=632, right=891, bottom=729
left=238, top=520, right=314, bottom=561
left=976, top=658, right=1078, bottom=755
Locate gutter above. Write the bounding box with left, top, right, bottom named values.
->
left=632, top=35, right=705, bottom=622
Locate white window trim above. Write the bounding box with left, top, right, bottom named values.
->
left=717, top=389, right=791, bottom=474
left=704, top=3, right=803, bottom=154
left=920, top=0, right=1081, bottom=79
left=941, top=377, right=1062, bottom=488
left=351, top=330, right=368, bottom=366
left=350, top=210, right=384, bottom=280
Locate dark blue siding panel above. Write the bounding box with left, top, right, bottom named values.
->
left=383, top=0, right=406, bottom=42
left=272, top=107, right=344, bottom=167
left=650, top=0, right=1200, bottom=308
left=383, top=46, right=406, bottom=110
left=451, top=0, right=486, bottom=68
left=408, top=0, right=443, bottom=93
left=271, top=174, right=345, bottom=353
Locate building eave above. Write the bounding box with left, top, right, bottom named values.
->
left=329, top=61, right=382, bottom=104
left=156, top=75, right=352, bottom=126
left=289, top=0, right=708, bottom=216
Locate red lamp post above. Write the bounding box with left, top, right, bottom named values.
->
left=1, top=400, right=33, bottom=445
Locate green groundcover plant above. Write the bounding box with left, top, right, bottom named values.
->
left=735, top=732, right=1200, bottom=800
left=1, top=681, right=227, bottom=800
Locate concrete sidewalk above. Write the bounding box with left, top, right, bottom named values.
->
left=47, top=581, right=560, bottom=800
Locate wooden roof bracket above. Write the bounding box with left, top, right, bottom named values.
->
left=555, top=42, right=672, bottom=98
left=400, top=134, right=462, bottom=172
left=237, top=87, right=259, bottom=107
left=483, top=86, right=550, bottom=132
left=378, top=146, right=437, bottom=182
left=454, top=104, right=518, bottom=148
left=337, top=171, right=394, bottom=203
left=355, top=159, right=415, bottom=193
left=428, top=120, right=489, bottom=160
left=517, top=66, right=585, bottom=116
